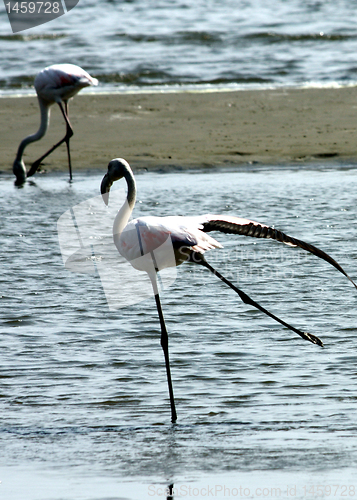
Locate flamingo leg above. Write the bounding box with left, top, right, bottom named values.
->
left=27, top=101, right=74, bottom=180
left=154, top=292, right=177, bottom=423
left=197, top=257, right=323, bottom=347
left=63, top=101, right=73, bottom=181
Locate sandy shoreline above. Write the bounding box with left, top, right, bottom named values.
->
left=2, top=86, right=357, bottom=175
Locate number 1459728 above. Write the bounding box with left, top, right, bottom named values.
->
left=5, top=2, right=60, bottom=14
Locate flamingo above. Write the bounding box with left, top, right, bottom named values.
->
left=101, top=158, right=357, bottom=423
left=13, top=63, right=98, bottom=185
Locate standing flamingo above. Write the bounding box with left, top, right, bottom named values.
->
left=101, top=158, right=357, bottom=423
left=13, top=64, right=98, bottom=185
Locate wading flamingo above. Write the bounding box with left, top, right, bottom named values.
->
left=101, top=158, right=357, bottom=423
left=13, top=63, right=98, bottom=185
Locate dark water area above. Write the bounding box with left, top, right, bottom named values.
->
left=1, top=165, right=357, bottom=498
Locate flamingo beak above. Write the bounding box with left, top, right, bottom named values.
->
left=100, top=173, right=112, bottom=205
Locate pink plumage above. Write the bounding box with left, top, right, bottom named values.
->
left=13, top=64, right=98, bottom=185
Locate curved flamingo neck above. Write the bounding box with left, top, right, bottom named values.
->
left=113, top=166, right=137, bottom=237
left=15, top=97, right=50, bottom=162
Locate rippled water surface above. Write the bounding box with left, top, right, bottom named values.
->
left=1, top=165, right=357, bottom=499
left=2, top=0, right=357, bottom=92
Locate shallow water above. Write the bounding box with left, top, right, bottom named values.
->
left=1, top=165, right=357, bottom=499
left=2, top=0, right=357, bottom=92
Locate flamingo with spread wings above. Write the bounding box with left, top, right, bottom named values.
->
left=13, top=63, right=98, bottom=185
left=101, top=158, right=356, bottom=423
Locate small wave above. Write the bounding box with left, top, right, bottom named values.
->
left=99, top=67, right=177, bottom=86
left=113, top=30, right=355, bottom=48
left=89, top=65, right=273, bottom=87
left=1, top=78, right=357, bottom=98
left=0, top=33, right=67, bottom=41
left=243, top=31, right=356, bottom=43
left=114, top=30, right=223, bottom=46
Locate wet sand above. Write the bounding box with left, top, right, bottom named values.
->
left=2, top=86, right=357, bottom=175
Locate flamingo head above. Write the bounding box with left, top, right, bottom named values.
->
left=13, top=158, right=27, bottom=186
left=101, top=158, right=132, bottom=205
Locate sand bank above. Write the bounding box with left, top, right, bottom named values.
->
left=2, top=86, right=357, bottom=175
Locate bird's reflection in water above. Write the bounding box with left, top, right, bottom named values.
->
left=167, top=483, right=174, bottom=500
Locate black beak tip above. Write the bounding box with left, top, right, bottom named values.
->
left=100, top=174, right=111, bottom=205
left=102, top=192, right=109, bottom=206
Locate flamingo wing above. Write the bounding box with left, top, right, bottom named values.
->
left=163, top=216, right=223, bottom=253
left=201, top=214, right=357, bottom=289
left=136, top=216, right=223, bottom=254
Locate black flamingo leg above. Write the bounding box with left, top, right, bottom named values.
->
left=28, top=100, right=74, bottom=179
left=198, top=257, right=323, bottom=347
left=154, top=292, right=177, bottom=423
